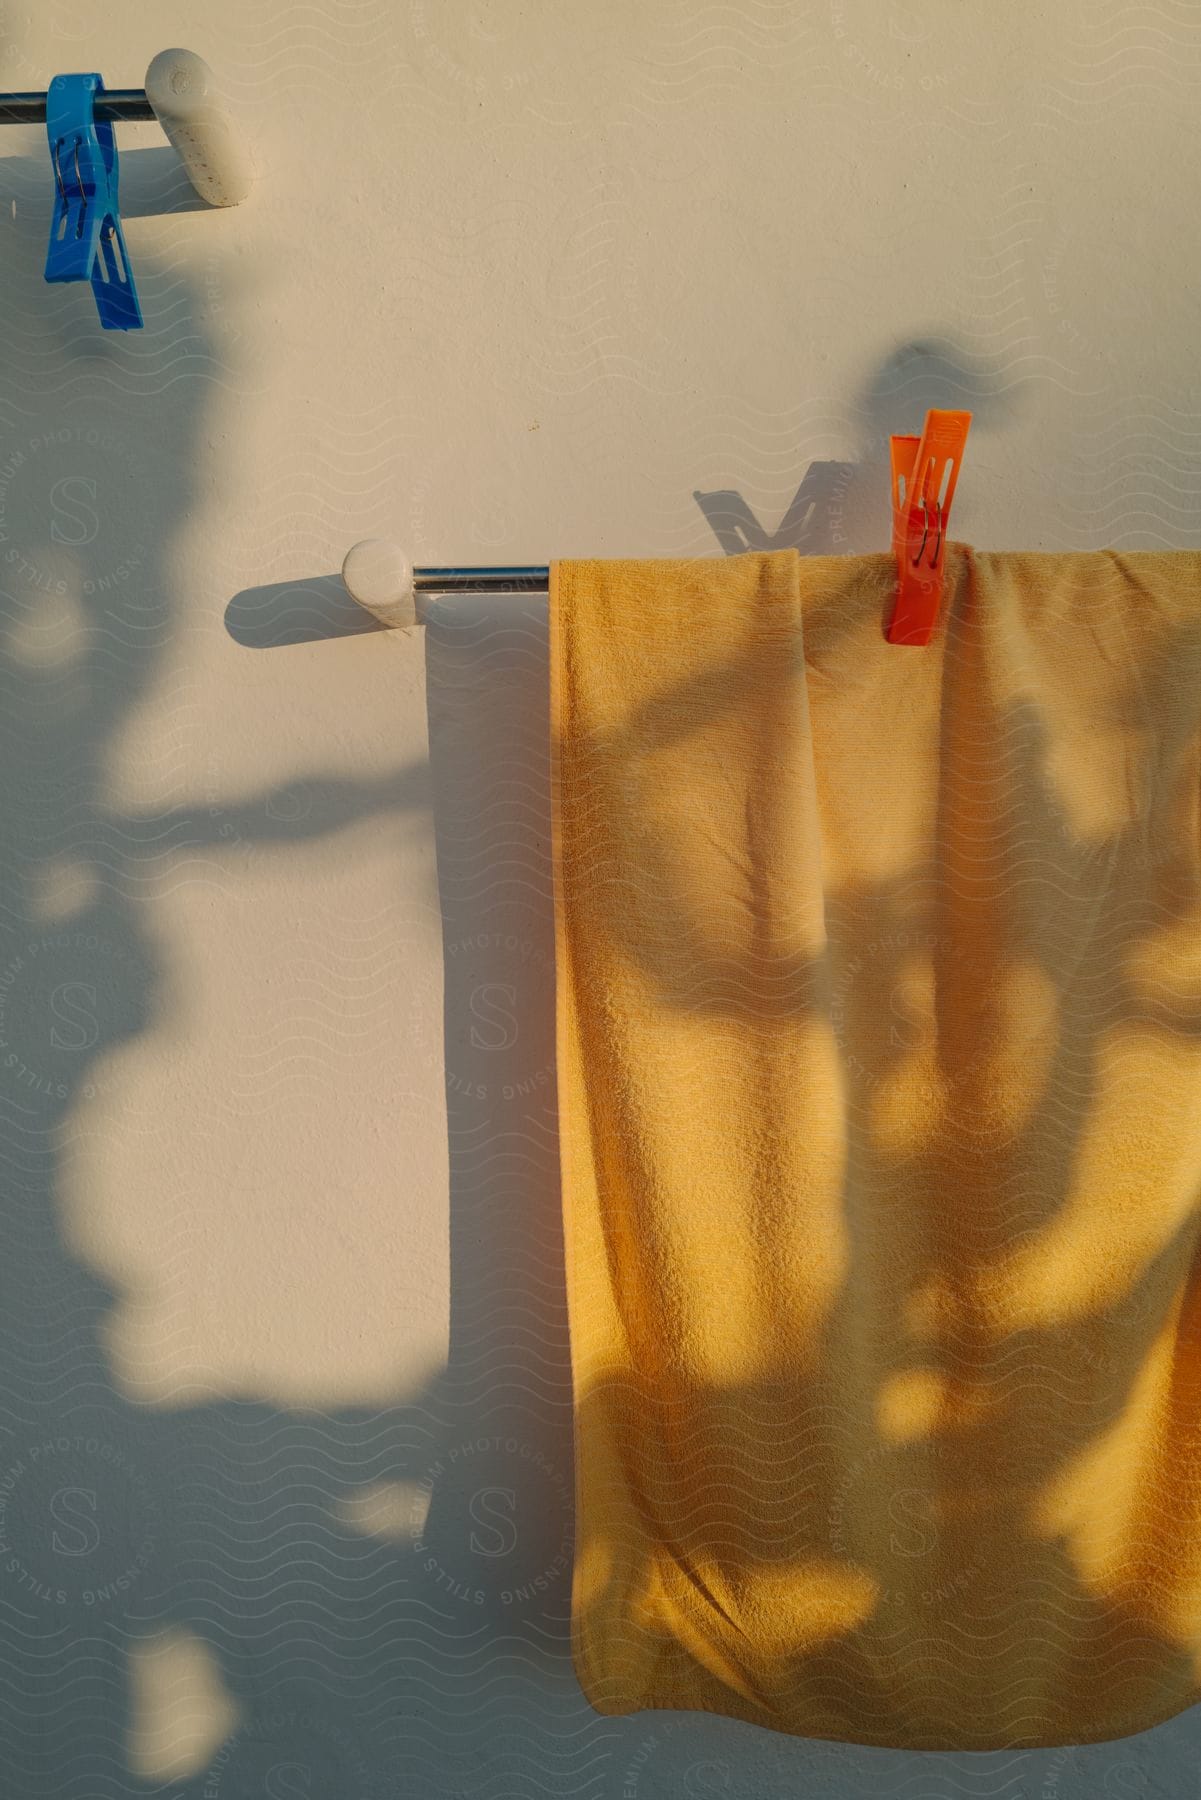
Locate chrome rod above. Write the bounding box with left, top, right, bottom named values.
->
left=413, top=565, right=549, bottom=593
left=0, top=89, right=156, bottom=124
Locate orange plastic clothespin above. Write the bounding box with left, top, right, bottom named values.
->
left=886, top=408, right=971, bottom=646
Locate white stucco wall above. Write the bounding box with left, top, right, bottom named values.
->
left=0, top=3, right=1199, bottom=1795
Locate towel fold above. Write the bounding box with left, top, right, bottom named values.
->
left=548, top=544, right=1201, bottom=1751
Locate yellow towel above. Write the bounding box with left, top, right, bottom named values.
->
left=548, top=544, right=1201, bottom=1752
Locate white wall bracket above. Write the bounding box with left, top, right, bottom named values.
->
left=342, top=541, right=550, bottom=630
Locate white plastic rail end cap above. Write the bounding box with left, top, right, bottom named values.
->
left=145, top=48, right=255, bottom=208
left=342, top=540, right=417, bottom=630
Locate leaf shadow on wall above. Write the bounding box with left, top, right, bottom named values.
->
left=693, top=335, right=1022, bottom=559
left=0, top=223, right=580, bottom=1800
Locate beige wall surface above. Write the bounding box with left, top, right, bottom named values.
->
left=0, top=3, right=1198, bottom=1795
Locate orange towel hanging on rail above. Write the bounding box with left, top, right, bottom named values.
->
left=549, top=541, right=1201, bottom=1751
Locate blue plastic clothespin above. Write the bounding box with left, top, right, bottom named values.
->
left=44, top=73, right=142, bottom=330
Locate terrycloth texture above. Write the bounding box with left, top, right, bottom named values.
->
left=548, top=545, right=1201, bottom=1752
